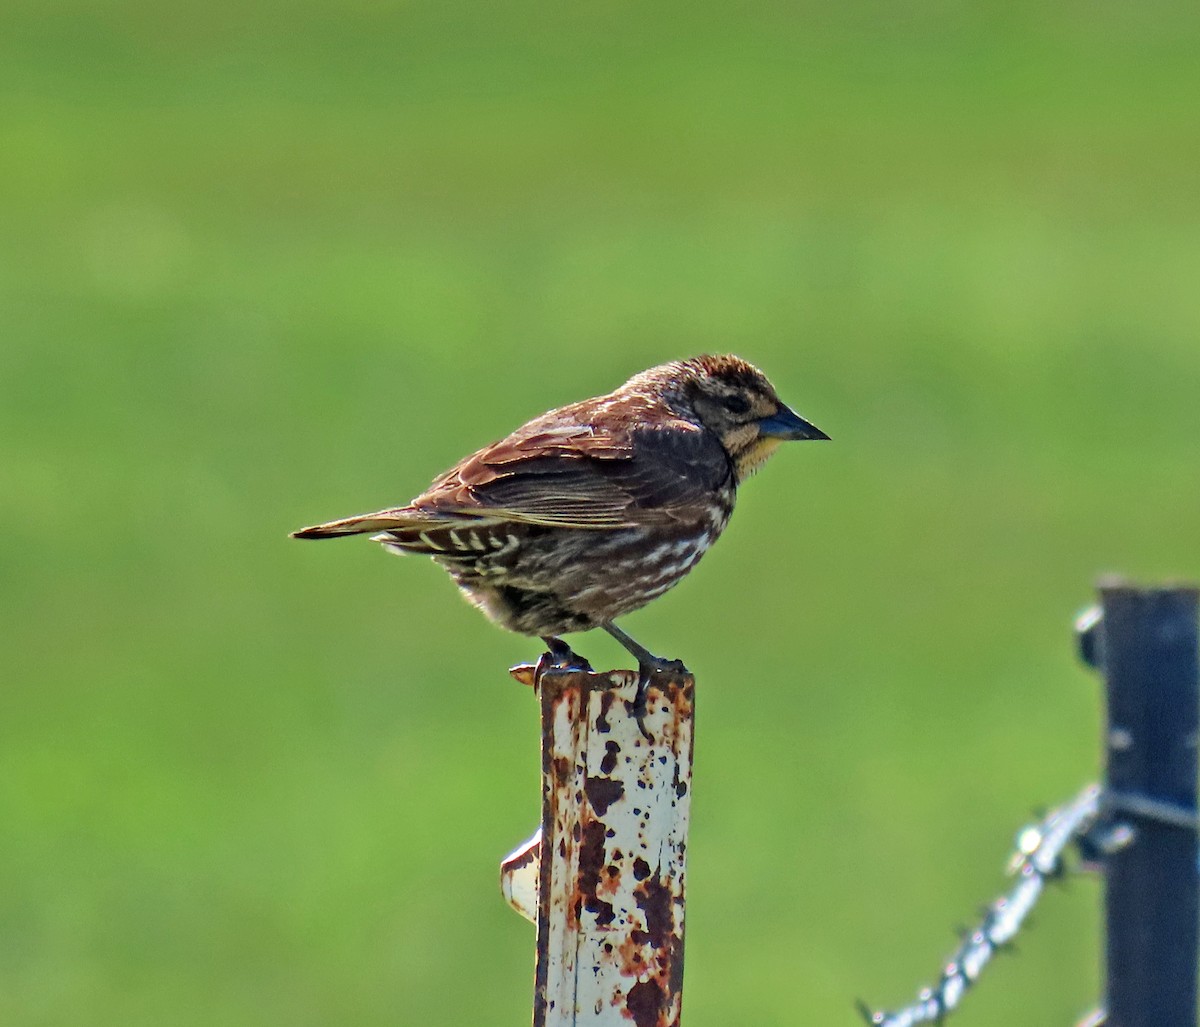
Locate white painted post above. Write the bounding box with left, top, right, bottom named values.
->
left=502, top=662, right=695, bottom=1027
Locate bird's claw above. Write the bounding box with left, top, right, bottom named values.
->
left=629, top=665, right=656, bottom=741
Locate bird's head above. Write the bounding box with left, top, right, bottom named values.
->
left=648, top=354, right=829, bottom=482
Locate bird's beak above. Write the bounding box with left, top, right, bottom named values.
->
left=757, top=404, right=830, bottom=441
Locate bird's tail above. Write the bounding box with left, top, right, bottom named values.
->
left=290, top=508, right=416, bottom=540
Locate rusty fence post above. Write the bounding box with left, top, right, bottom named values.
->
left=1078, top=581, right=1200, bottom=1027
left=502, top=662, right=695, bottom=1027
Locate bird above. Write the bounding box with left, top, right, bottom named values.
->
left=292, top=354, right=828, bottom=694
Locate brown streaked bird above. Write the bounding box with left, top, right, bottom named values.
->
left=292, top=355, right=828, bottom=687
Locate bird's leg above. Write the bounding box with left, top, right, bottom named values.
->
left=601, top=622, right=688, bottom=740
left=539, top=635, right=594, bottom=673
left=601, top=622, right=687, bottom=673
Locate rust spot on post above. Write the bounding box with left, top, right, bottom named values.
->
left=635, top=878, right=674, bottom=950
left=626, top=979, right=668, bottom=1027
left=585, top=776, right=625, bottom=816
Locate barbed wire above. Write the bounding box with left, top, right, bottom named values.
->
left=856, top=784, right=1107, bottom=1027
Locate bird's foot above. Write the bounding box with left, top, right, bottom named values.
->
left=538, top=636, right=594, bottom=674
left=629, top=655, right=689, bottom=741
left=651, top=654, right=689, bottom=676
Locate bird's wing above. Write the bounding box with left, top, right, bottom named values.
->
left=411, top=409, right=732, bottom=530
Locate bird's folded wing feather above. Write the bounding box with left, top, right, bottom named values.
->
left=411, top=414, right=731, bottom=530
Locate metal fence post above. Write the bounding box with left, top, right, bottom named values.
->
left=1081, top=581, right=1200, bottom=1027
left=502, top=662, right=694, bottom=1027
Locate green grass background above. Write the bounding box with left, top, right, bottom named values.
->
left=4, top=1, right=1199, bottom=1024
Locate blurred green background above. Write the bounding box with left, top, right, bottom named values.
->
left=4, top=1, right=1199, bottom=1024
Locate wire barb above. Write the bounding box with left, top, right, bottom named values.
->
left=860, top=784, right=1103, bottom=1027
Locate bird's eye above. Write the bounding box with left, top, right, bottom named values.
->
left=721, top=394, right=751, bottom=415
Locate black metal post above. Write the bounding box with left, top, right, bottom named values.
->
left=1080, top=581, right=1199, bottom=1027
